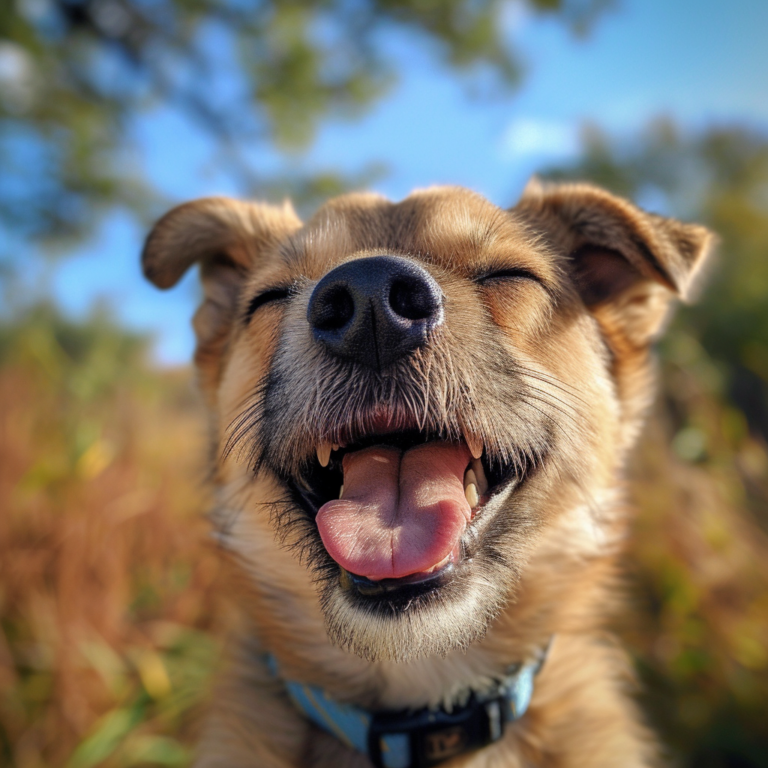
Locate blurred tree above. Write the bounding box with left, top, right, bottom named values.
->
left=0, top=0, right=608, bottom=250
left=544, top=123, right=768, bottom=768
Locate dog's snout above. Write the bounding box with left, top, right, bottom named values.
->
left=307, top=255, right=444, bottom=369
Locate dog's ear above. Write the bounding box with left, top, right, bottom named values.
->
left=515, top=179, right=714, bottom=347
left=142, top=197, right=302, bottom=395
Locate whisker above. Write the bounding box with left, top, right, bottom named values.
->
left=516, top=396, right=582, bottom=456
left=521, top=389, right=581, bottom=422
left=516, top=366, right=590, bottom=407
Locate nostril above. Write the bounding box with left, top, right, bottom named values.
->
left=311, top=286, right=355, bottom=331
left=389, top=278, right=440, bottom=321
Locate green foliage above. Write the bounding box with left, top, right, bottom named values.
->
left=64, top=627, right=217, bottom=768
left=0, top=303, right=148, bottom=383
left=0, top=0, right=609, bottom=246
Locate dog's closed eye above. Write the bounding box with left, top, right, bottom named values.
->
left=474, top=267, right=542, bottom=285
left=244, top=286, right=293, bottom=323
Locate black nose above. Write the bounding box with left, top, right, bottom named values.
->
left=307, top=255, right=444, bottom=369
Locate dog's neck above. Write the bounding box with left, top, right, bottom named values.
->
left=264, top=640, right=552, bottom=768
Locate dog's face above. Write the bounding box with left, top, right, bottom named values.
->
left=143, top=183, right=711, bottom=662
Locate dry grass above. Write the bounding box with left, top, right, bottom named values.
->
left=0, top=314, right=221, bottom=768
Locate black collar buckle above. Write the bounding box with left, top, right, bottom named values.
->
left=367, top=692, right=507, bottom=768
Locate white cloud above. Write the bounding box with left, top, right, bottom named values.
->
left=499, top=0, right=533, bottom=38
left=0, top=42, right=37, bottom=114
left=498, top=118, right=581, bottom=160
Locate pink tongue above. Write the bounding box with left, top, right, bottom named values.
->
left=316, top=443, right=472, bottom=581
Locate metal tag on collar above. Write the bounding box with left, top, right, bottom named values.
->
left=367, top=693, right=507, bottom=768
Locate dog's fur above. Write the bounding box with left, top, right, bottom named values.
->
left=143, top=180, right=713, bottom=767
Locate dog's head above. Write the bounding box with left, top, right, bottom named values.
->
left=143, top=182, right=712, bottom=662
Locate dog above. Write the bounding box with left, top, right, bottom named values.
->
left=142, top=180, right=712, bottom=768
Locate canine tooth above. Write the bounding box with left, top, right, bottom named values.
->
left=464, top=468, right=477, bottom=490
left=471, top=458, right=488, bottom=495
left=466, top=433, right=483, bottom=459
left=465, top=483, right=480, bottom=508
left=317, top=443, right=331, bottom=467
left=339, top=485, right=344, bottom=499
left=338, top=569, right=353, bottom=590
left=332, top=444, right=339, bottom=452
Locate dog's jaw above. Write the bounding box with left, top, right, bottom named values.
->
left=229, top=401, right=594, bottom=665
left=211, top=460, right=620, bottom=706
left=243, top=372, right=576, bottom=662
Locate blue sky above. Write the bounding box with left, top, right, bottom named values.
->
left=48, top=0, right=768, bottom=365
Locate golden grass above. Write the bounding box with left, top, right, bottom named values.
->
left=0, top=317, right=221, bottom=768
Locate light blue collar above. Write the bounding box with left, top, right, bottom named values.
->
left=266, top=640, right=551, bottom=768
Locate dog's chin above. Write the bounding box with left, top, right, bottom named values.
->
left=319, top=558, right=514, bottom=662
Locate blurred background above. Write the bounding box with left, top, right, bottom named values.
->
left=1, top=0, right=768, bottom=766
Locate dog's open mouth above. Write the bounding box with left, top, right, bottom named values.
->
left=286, top=423, right=524, bottom=593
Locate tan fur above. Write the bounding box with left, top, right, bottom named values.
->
left=143, top=182, right=713, bottom=767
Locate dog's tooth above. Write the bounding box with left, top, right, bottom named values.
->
left=465, top=433, right=483, bottom=459
left=332, top=443, right=339, bottom=452
left=317, top=443, right=332, bottom=468
left=338, top=569, right=353, bottom=591
left=465, top=482, right=480, bottom=509
left=471, top=458, right=488, bottom=495
left=339, top=485, right=344, bottom=499
left=464, top=468, right=477, bottom=490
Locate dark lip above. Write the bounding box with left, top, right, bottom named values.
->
left=339, top=561, right=460, bottom=600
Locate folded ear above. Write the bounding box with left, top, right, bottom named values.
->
left=515, top=179, right=714, bottom=347
left=142, top=197, right=302, bottom=396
